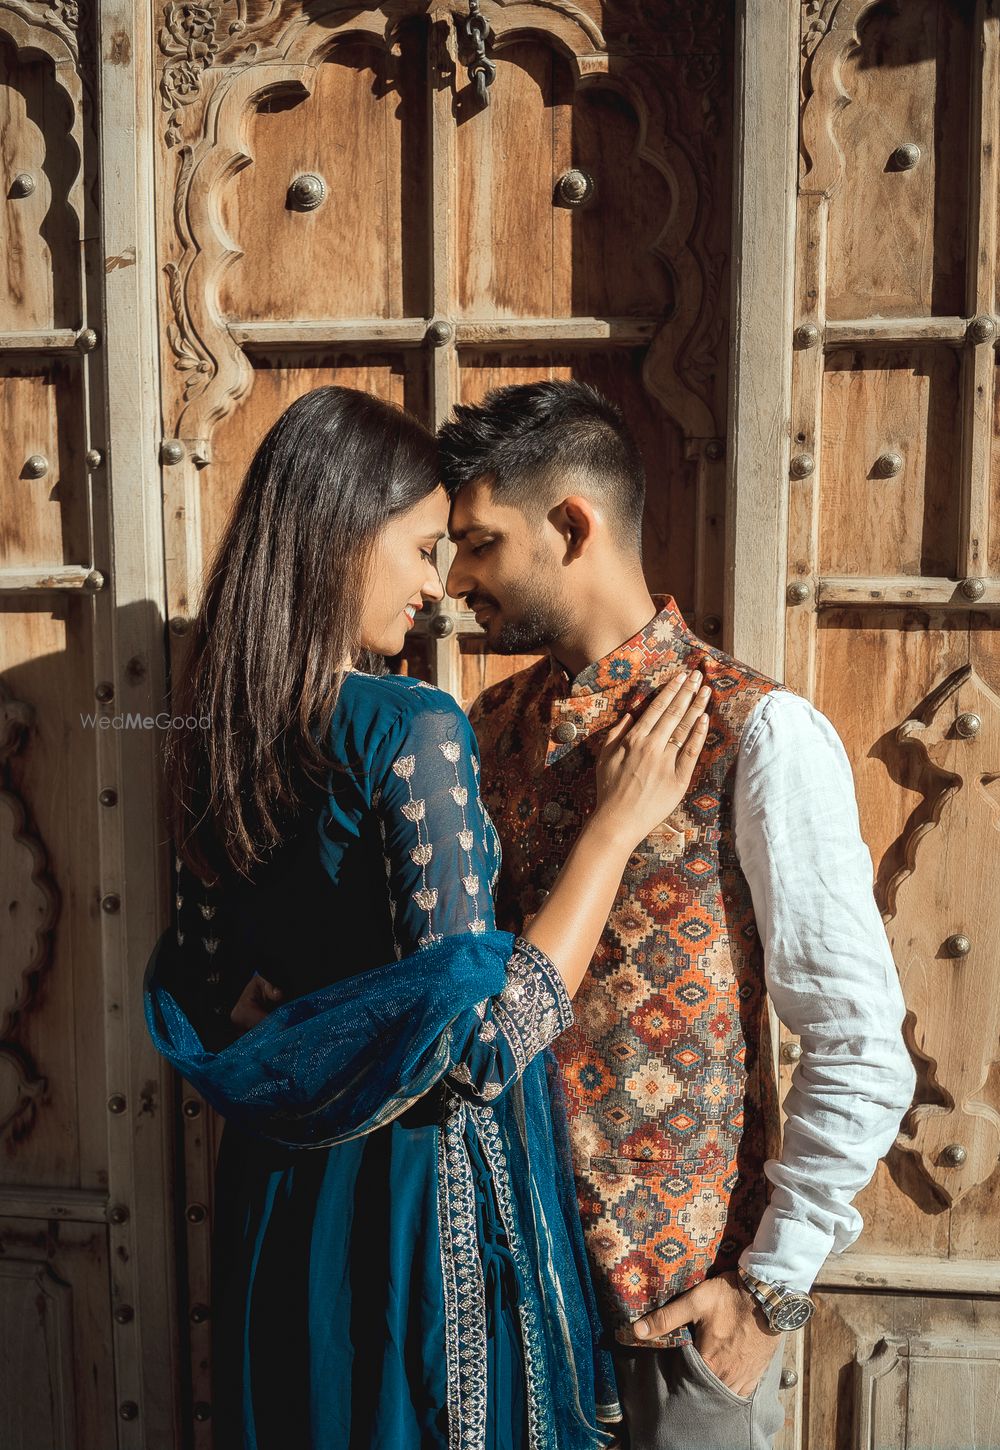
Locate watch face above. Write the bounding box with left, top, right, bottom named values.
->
left=772, top=1295, right=814, bottom=1332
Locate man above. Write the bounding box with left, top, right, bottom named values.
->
left=437, top=380, right=916, bottom=1450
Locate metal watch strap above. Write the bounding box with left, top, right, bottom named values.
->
left=738, top=1268, right=815, bottom=1331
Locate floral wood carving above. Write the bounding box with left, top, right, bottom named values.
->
left=160, top=0, right=223, bottom=148
left=0, top=0, right=79, bottom=62
left=0, top=682, right=57, bottom=1144
left=800, top=0, right=881, bottom=196
left=801, top=0, right=840, bottom=59
left=158, top=0, right=282, bottom=146
left=885, top=665, right=1000, bottom=1206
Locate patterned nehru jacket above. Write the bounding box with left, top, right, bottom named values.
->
left=468, top=598, right=787, bottom=1347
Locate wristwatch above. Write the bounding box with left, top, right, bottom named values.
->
left=737, top=1268, right=815, bottom=1332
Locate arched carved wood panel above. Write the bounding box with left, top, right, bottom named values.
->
left=155, top=0, right=734, bottom=694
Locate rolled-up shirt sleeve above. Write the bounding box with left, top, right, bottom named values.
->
left=733, top=691, right=917, bottom=1290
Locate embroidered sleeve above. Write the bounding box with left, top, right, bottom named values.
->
left=372, top=701, right=499, bottom=957
left=490, top=937, right=574, bottom=1077
left=371, top=696, right=570, bottom=1102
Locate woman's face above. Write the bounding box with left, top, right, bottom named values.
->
left=356, top=485, right=449, bottom=658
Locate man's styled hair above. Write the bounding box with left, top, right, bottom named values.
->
left=437, top=379, right=646, bottom=548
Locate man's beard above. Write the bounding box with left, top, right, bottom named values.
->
left=483, top=569, right=573, bottom=655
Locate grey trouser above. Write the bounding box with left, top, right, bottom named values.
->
left=610, top=1342, right=786, bottom=1450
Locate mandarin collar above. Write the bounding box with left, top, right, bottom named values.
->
left=547, top=595, right=690, bottom=699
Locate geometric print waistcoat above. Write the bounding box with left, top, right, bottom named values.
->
left=468, top=598, right=787, bottom=1346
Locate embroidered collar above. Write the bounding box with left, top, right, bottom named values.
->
left=548, top=595, right=691, bottom=700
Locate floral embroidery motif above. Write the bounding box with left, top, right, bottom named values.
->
left=389, top=750, right=439, bottom=947
left=438, top=739, right=486, bottom=937
left=492, top=938, right=574, bottom=1078
left=446, top=1062, right=502, bottom=1102
left=474, top=1105, right=552, bottom=1450
left=437, top=1098, right=488, bottom=1450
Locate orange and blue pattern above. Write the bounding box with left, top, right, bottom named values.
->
left=469, top=598, right=786, bottom=1346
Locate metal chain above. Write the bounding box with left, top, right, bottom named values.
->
left=462, top=0, right=496, bottom=107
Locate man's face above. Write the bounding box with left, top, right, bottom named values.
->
left=446, top=480, right=574, bottom=654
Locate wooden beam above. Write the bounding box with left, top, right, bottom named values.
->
left=96, top=0, right=181, bottom=1439
left=0, top=329, right=79, bottom=352
left=231, top=318, right=660, bottom=350
left=815, top=576, right=1000, bottom=608
left=427, top=20, right=462, bottom=701
left=816, top=1252, right=1000, bottom=1296
left=231, top=318, right=428, bottom=348
left=0, top=565, right=104, bottom=592
left=959, top=1, right=999, bottom=578
left=725, top=0, right=799, bottom=680
left=0, top=1186, right=108, bottom=1222
left=453, top=318, right=658, bottom=346
left=824, top=317, right=969, bottom=347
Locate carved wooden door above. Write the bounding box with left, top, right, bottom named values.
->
left=153, top=0, right=740, bottom=1439
left=758, top=2, right=1000, bottom=1445
left=0, top=0, right=179, bottom=1445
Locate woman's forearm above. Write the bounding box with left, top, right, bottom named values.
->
left=520, top=807, right=634, bottom=998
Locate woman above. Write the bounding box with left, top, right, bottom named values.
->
left=145, top=386, right=710, bottom=1450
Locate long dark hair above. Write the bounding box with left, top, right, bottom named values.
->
left=164, top=386, right=441, bottom=882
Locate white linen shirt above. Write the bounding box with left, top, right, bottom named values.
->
left=732, top=690, right=917, bottom=1292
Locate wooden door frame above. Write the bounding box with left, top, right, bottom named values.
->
left=96, top=0, right=181, bottom=1440
left=725, top=0, right=800, bottom=682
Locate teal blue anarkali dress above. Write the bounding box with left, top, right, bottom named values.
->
left=145, top=672, right=617, bottom=1450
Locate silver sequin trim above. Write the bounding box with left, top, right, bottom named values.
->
left=491, top=938, right=574, bottom=1076
left=437, top=1098, right=488, bottom=1450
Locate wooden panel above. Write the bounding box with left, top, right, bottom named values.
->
left=0, top=359, right=87, bottom=567
left=823, top=1, right=971, bottom=321
left=0, top=600, right=103, bottom=1191
left=564, top=82, right=674, bottom=318
left=0, top=1220, right=117, bottom=1450
left=456, top=41, right=567, bottom=319
left=203, top=353, right=425, bottom=571
left=804, top=1290, right=1000, bottom=1450
left=819, top=349, right=962, bottom=578
left=809, top=611, right=1000, bottom=1261
left=0, top=1254, right=76, bottom=1447
left=458, top=349, right=698, bottom=609
left=455, top=46, right=674, bottom=322
left=217, top=29, right=429, bottom=323
left=0, top=40, right=78, bottom=331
